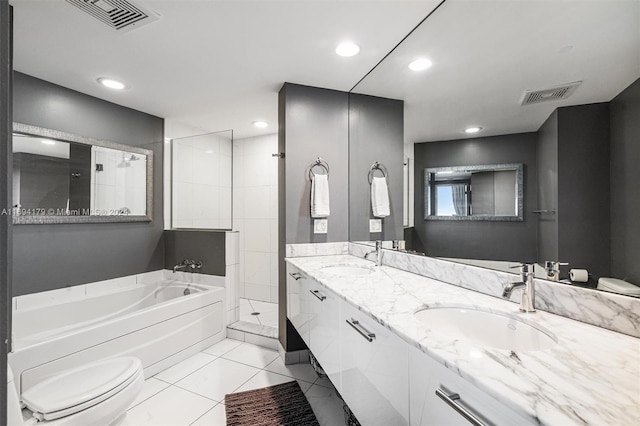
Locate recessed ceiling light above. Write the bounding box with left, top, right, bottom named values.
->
left=41, top=139, right=56, bottom=145
left=408, top=58, right=433, bottom=71
left=97, top=77, right=126, bottom=90
left=205, top=150, right=214, bottom=154
left=252, top=121, right=268, bottom=129
left=335, top=42, right=360, bottom=57
left=465, top=126, right=482, bottom=134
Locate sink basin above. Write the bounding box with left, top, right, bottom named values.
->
left=414, top=307, right=556, bottom=352
left=320, top=264, right=375, bottom=276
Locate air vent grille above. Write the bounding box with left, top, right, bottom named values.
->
left=66, top=0, right=159, bottom=32
left=520, top=81, right=582, bottom=106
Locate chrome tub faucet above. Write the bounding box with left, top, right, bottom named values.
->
left=173, top=259, right=203, bottom=273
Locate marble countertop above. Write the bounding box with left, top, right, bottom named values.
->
left=286, top=254, right=640, bottom=426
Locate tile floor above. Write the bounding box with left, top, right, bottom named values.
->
left=126, top=338, right=345, bottom=426
left=238, top=298, right=278, bottom=328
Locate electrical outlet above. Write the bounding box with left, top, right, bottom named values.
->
left=314, top=219, right=328, bottom=234
left=369, top=219, right=382, bottom=233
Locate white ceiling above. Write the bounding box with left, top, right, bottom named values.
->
left=353, top=0, right=640, bottom=144
left=11, top=0, right=442, bottom=139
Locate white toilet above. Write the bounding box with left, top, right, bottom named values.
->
left=7, top=357, right=144, bottom=426
left=597, top=277, right=640, bottom=297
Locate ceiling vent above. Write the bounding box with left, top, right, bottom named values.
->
left=66, top=0, right=159, bottom=33
left=520, top=81, right=582, bottom=106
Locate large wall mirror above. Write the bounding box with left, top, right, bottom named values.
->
left=350, top=0, right=640, bottom=297
left=12, top=123, right=153, bottom=224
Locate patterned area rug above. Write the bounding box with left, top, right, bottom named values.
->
left=225, top=381, right=320, bottom=426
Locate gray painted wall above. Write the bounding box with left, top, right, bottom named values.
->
left=413, top=133, right=538, bottom=262
left=348, top=93, right=404, bottom=241
left=164, top=230, right=226, bottom=276
left=12, top=72, right=164, bottom=296
left=610, top=78, right=640, bottom=284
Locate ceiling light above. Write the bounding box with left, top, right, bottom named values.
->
left=408, top=58, right=432, bottom=71
left=335, top=42, right=360, bottom=57
left=252, top=121, right=268, bottom=129
left=97, top=77, right=126, bottom=90
left=41, top=139, right=56, bottom=145
left=465, top=127, right=482, bottom=134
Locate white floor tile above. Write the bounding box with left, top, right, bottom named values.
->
left=248, top=299, right=278, bottom=313
left=256, top=309, right=279, bottom=327
left=176, top=358, right=260, bottom=402
left=239, top=313, right=261, bottom=324
left=155, top=352, right=216, bottom=384
left=202, top=338, right=243, bottom=357
left=129, top=377, right=170, bottom=409
left=244, top=332, right=278, bottom=350
left=190, top=403, right=226, bottom=426
left=264, top=356, right=320, bottom=384
left=233, top=370, right=311, bottom=394
left=126, top=386, right=216, bottom=426
left=221, top=342, right=279, bottom=368
left=305, top=384, right=346, bottom=426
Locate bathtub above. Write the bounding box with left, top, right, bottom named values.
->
left=9, top=279, right=226, bottom=393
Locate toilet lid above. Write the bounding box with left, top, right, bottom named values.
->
left=21, top=357, right=142, bottom=421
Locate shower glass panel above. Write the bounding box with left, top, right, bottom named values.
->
left=172, top=130, right=233, bottom=229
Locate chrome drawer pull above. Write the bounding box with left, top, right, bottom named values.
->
left=346, top=318, right=375, bottom=342
left=435, top=388, right=487, bottom=426
left=310, top=290, right=326, bottom=301
left=288, top=272, right=302, bottom=280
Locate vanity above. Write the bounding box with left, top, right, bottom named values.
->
left=285, top=246, right=639, bottom=426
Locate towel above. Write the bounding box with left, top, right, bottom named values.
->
left=371, top=176, right=390, bottom=218
left=311, top=174, right=330, bottom=218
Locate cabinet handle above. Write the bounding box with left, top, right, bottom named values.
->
left=435, top=388, right=488, bottom=426
left=346, top=318, right=376, bottom=342
left=310, top=290, right=326, bottom=301
left=289, top=272, right=302, bottom=280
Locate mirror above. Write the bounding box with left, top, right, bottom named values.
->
left=12, top=123, right=153, bottom=224
left=350, top=1, right=640, bottom=296
left=425, top=163, right=522, bottom=220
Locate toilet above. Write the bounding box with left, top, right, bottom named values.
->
left=597, top=277, right=640, bottom=297
left=7, top=357, right=144, bottom=426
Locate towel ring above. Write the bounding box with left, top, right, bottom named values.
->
left=368, top=161, right=388, bottom=184
left=309, top=157, right=330, bottom=180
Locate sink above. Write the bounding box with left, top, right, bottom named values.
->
left=414, top=307, right=557, bottom=352
left=320, top=264, right=375, bottom=276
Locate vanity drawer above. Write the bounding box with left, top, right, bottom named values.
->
left=308, top=280, right=341, bottom=389
left=286, top=264, right=311, bottom=346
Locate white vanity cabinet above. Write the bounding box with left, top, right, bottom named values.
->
left=307, top=279, right=341, bottom=388
left=286, top=264, right=311, bottom=345
left=409, top=346, right=534, bottom=426
left=340, top=301, right=409, bottom=426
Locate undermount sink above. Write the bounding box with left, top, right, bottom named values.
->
left=320, top=264, right=375, bottom=276
left=414, top=307, right=557, bottom=352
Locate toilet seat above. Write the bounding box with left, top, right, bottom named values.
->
left=21, top=357, right=143, bottom=421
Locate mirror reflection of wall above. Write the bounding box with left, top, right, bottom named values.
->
left=171, top=130, right=233, bottom=229
left=350, top=0, right=640, bottom=293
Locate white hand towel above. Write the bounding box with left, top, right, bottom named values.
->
left=371, top=176, right=390, bottom=218
left=311, top=174, right=330, bottom=218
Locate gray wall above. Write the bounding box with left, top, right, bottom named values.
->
left=278, top=83, right=350, bottom=351
left=348, top=93, right=404, bottom=241
left=413, top=133, right=538, bottom=262
left=12, top=72, right=164, bottom=296
left=1, top=4, right=13, bottom=423
left=610, top=78, right=640, bottom=284
left=164, top=230, right=226, bottom=276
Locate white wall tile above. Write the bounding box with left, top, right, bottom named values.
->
left=244, top=251, right=270, bottom=285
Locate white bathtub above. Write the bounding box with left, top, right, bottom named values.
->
left=9, top=279, right=226, bottom=393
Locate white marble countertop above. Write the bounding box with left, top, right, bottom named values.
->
left=286, top=254, right=640, bottom=426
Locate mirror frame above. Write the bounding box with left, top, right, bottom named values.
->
left=12, top=122, right=153, bottom=224
left=424, top=162, right=523, bottom=221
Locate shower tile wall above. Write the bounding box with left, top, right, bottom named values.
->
left=233, top=134, right=278, bottom=303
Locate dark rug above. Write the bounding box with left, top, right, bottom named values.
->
left=225, top=381, right=320, bottom=426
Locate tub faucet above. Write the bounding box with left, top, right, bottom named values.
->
left=173, top=259, right=203, bottom=273
left=503, top=263, right=536, bottom=312
left=364, top=240, right=383, bottom=267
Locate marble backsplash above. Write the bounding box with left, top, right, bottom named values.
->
left=288, top=242, right=640, bottom=337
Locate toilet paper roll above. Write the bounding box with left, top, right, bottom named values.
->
left=570, top=269, right=589, bottom=282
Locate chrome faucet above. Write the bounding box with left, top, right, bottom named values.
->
left=544, top=261, right=568, bottom=281
left=173, top=259, right=203, bottom=273
left=502, top=263, right=536, bottom=312
left=364, top=240, right=383, bottom=267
